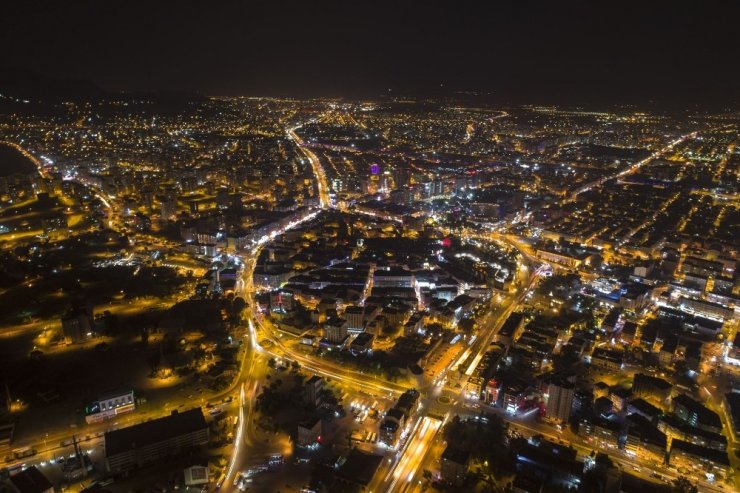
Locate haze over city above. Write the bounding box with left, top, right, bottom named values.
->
left=0, top=2, right=738, bottom=493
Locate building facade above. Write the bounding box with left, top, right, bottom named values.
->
left=104, top=409, right=208, bottom=472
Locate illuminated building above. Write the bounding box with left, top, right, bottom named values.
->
left=159, top=194, right=177, bottom=220
left=84, top=389, right=136, bottom=424
left=671, top=394, right=723, bottom=434
left=545, top=378, right=575, bottom=423
left=363, top=163, right=382, bottom=194
left=323, top=318, right=348, bottom=343
left=343, top=305, right=365, bottom=333
left=668, top=440, right=730, bottom=480
left=183, top=465, right=209, bottom=487
left=393, top=167, right=410, bottom=190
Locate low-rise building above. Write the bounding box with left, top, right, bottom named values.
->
left=84, top=389, right=136, bottom=424
left=678, top=297, right=734, bottom=322
left=373, top=267, right=415, bottom=288
left=535, top=247, right=589, bottom=270
left=657, top=414, right=727, bottom=451
left=668, top=440, right=730, bottom=480
left=350, top=332, right=374, bottom=355
left=632, top=373, right=672, bottom=404
left=626, top=398, right=662, bottom=423
left=104, top=408, right=208, bottom=472
left=496, top=312, right=525, bottom=347
left=671, top=394, right=723, bottom=434
left=619, top=283, right=653, bottom=311
left=334, top=450, right=384, bottom=491
left=183, top=465, right=209, bottom=487
left=403, top=311, right=424, bottom=336
left=623, top=414, right=667, bottom=465
left=7, top=466, right=54, bottom=493
left=440, top=447, right=470, bottom=487
left=579, top=416, right=621, bottom=449
left=514, top=441, right=583, bottom=491
left=590, top=348, right=623, bottom=371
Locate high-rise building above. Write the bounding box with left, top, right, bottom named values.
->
left=393, top=167, right=410, bottom=190
left=305, top=375, right=325, bottom=406
left=331, top=177, right=346, bottom=193
left=344, top=306, right=365, bottom=333
left=366, top=163, right=382, bottom=194
left=160, top=194, right=177, bottom=220
left=61, top=303, right=94, bottom=343
left=216, top=188, right=230, bottom=210
left=324, top=318, right=348, bottom=343
left=297, top=417, right=322, bottom=446
left=181, top=176, right=198, bottom=193
left=422, top=180, right=445, bottom=199
left=545, top=378, right=575, bottom=423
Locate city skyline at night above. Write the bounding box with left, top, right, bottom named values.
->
left=0, top=2, right=738, bottom=493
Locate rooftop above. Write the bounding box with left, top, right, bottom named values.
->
left=104, top=408, right=207, bottom=457
left=9, top=465, right=53, bottom=493
left=336, top=449, right=384, bottom=486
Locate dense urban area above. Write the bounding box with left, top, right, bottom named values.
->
left=0, top=93, right=738, bottom=493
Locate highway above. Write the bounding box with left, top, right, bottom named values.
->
left=251, top=312, right=408, bottom=394
left=567, top=131, right=698, bottom=200
left=287, top=125, right=332, bottom=209
left=453, top=262, right=541, bottom=397
left=382, top=416, right=443, bottom=493
left=567, top=126, right=732, bottom=203
left=497, top=412, right=728, bottom=493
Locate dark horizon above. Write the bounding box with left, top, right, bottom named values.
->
left=2, top=1, right=739, bottom=107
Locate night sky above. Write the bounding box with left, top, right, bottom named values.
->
left=3, top=1, right=739, bottom=104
